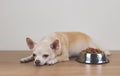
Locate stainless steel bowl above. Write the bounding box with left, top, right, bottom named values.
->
left=76, top=52, right=109, bottom=64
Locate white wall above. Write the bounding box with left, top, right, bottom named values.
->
left=0, top=0, right=120, bottom=50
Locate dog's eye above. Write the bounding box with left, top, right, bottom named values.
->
left=33, top=53, right=36, bottom=57
left=43, top=54, right=49, bottom=58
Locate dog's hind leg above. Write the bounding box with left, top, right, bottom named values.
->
left=88, top=41, right=111, bottom=56
left=20, top=55, right=34, bottom=63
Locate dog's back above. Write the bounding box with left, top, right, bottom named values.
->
left=55, top=32, right=98, bottom=57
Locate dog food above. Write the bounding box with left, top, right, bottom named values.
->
left=82, top=48, right=103, bottom=54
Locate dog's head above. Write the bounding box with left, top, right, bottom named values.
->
left=26, top=37, right=60, bottom=66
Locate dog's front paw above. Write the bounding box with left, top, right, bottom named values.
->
left=20, top=55, right=34, bottom=63
left=47, top=59, right=58, bottom=65
left=20, top=58, right=32, bottom=63
left=20, top=58, right=28, bottom=63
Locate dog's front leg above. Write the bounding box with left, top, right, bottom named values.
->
left=47, top=49, right=69, bottom=65
left=46, top=58, right=58, bottom=65
left=46, top=55, right=69, bottom=65
left=20, top=55, right=34, bottom=63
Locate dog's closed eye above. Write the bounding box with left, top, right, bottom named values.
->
left=43, top=54, right=49, bottom=58
left=33, top=53, right=36, bottom=57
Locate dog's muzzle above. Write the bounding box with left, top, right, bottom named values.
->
left=35, top=60, right=41, bottom=66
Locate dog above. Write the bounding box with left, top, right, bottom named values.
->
left=20, top=32, right=110, bottom=66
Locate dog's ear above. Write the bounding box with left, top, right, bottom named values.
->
left=26, top=37, right=36, bottom=49
left=50, top=39, right=59, bottom=50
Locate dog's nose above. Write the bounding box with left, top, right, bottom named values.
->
left=35, top=60, right=40, bottom=65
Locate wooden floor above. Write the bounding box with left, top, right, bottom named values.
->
left=0, top=51, right=120, bottom=76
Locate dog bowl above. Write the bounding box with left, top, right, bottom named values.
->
left=76, top=48, right=109, bottom=64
